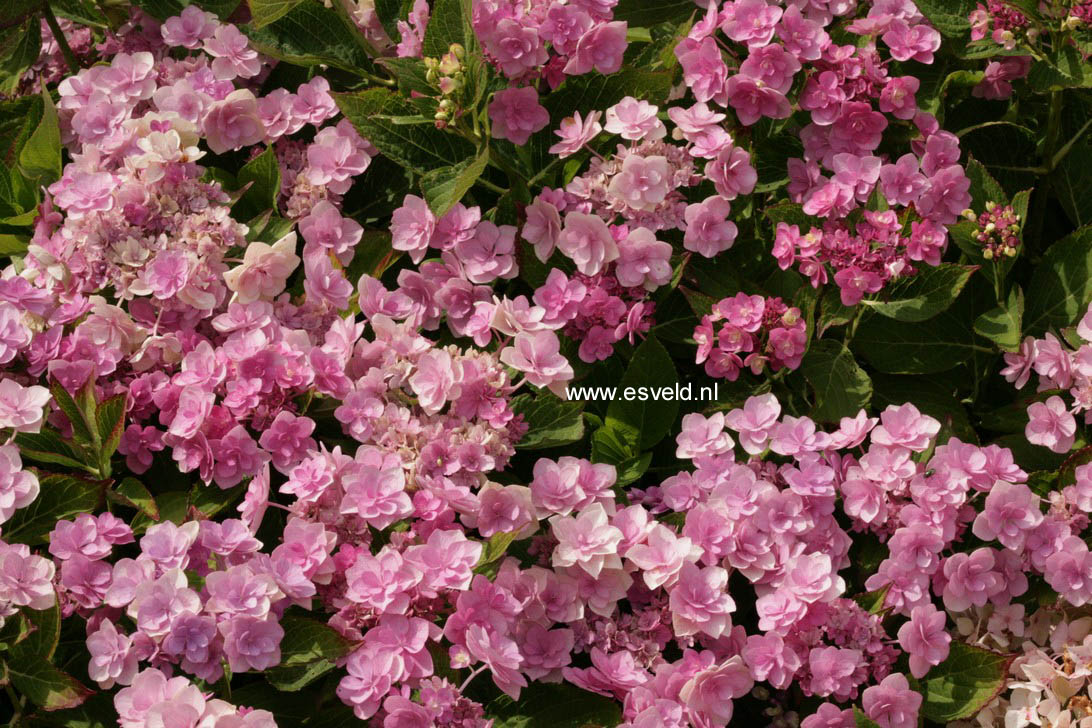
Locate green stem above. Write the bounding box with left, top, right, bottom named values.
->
left=527, top=154, right=567, bottom=188
left=42, top=1, right=80, bottom=75
left=844, top=307, right=865, bottom=346
left=358, top=70, right=395, bottom=87
left=1050, top=116, right=1092, bottom=170
left=1028, top=90, right=1064, bottom=252
left=5, top=683, right=22, bottom=728
left=475, top=177, right=506, bottom=194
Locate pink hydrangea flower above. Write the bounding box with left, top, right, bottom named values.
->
left=500, top=330, right=573, bottom=397
left=678, top=656, right=753, bottom=726
left=607, top=155, right=673, bottom=212
left=615, top=227, right=672, bottom=291
left=203, top=24, right=261, bottom=80
left=668, top=562, right=735, bottom=638
left=341, top=464, right=413, bottom=530
left=896, top=605, right=951, bottom=679
left=219, top=615, right=284, bottom=672
left=0, top=379, right=51, bottom=433
left=551, top=502, right=623, bottom=577
left=971, top=480, right=1043, bottom=550
left=683, top=196, right=738, bottom=257
left=489, top=86, right=550, bottom=146
left=724, top=393, right=781, bottom=454
left=604, top=97, right=666, bottom=141
left=941, top=548, right=1004, bottom=612
left=556, top=212, right=618, bottom=275
left=1025, top=395, right=1077, bottom=453
left=862, top=673, right=922, bottom=728
left=203, top=89, right=265, bottom=154
left=548, top=110, right=603, bottom=158
left=161, top=5, right=218, bottom=48
left=563, top=21, right=628, bottom=76
left=223, top=232, right=301, bottom=304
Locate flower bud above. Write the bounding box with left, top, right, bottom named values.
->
left=438, top=52, right=461, bottom=76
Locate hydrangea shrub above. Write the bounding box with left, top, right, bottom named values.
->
left=0, top=0, right=1091, bottom=726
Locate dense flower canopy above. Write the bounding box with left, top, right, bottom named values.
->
left=0, top=0, right=1091, bottom=727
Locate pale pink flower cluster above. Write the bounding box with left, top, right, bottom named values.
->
left=1002, top=303, right=1092, bottom=453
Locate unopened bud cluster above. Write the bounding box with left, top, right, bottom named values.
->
left=963, top=202, right=1020, bottom=260
left=425, top=43, right=466, bottom=128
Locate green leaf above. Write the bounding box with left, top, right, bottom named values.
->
left=376, top=57, right=435, bottom=96
left=993, top=432, right=1070, bottom=471
left=24, top=692, right=115, bottom=728
left=543, top=67, right=674, bottom=119
left=263, top=612, right=353, bottom=692
left=911, top=0, right=974, bottom=37
left=763, top=201, right=812, bottom=230
left=0, top=232, right=29, bottom=256
left=421, top=0, right=471, bottom=58
left=801, top=339, right=872, bottom=422
left=1023, top=226, right=1092, bottom=335
left=817, top=287, right=855, bottom=335
left=0, top=0, right=40, bottom=24
left=371, top=0, right=405, bottom=39
left=852, top=583, right=891, bottom=615
left=131, top=0, right=241, bottom=20
left=234, top=145, right=282, bottom=220
left=919, top=642, right=1013, bottom=722
left=94, top=393, right=127, bottom=476
left=1054, top=138, right=1092, bottom=228
left=189, top=480, right=247, bottom=520
left=590, top=426, right=652, bottom=488
left=345, top=230, right=401, bottom=284
left=965, top=157, right=1007, bottom=207
left=265, top=659, right=335, bottom=692
left=852, top=307, right=979, bottom=375
left=511, top=393, right=585, bottom=450
left=604, top=335, right=678, bottom=451
left=0, top=95, right=41, bottom=169
left=753, top=134, right=804, bottom=193
left=7, top=661, right=93, bottom=712
left=276, top=614, right=353, bottom=667
left=108, top=477, right=160, bottom=522
left=610, top=0, right=694, bottom=26
left=3, top=474, right=103, bottom=545
left=0, top=611, right=31, bottom=651
left=11, top=603, right=61, bottom=659
left=0, top=15, right=42, bottom=96
left=18, top=89, right=61, bottom=187
left=49, top=377, right=95, bottom=446
left=13, top=429, right=90, bottom=471
left=854, top=707, right=882, bottom=728
left=248, top=0, right=305, bottom=28
left=974, top=285, right=1024, bottom=352
left=488, top=683, right=623, bottom=728
left=6, top=600, right=93, bottom=711
left=474, top=530, right=518, bottom=575
left=51, top=0, right=112, bottom=26
left=245, top=210, right=294, bottom=244
left=334, top=89, right=476, bottom=174
left=862, top=264, right=978, bottom=322
left=244, top=2, right=373, bottom=74
left=420, top=145, right=489, bottom=217
left=1026, top=44, right=1091, bottom=91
